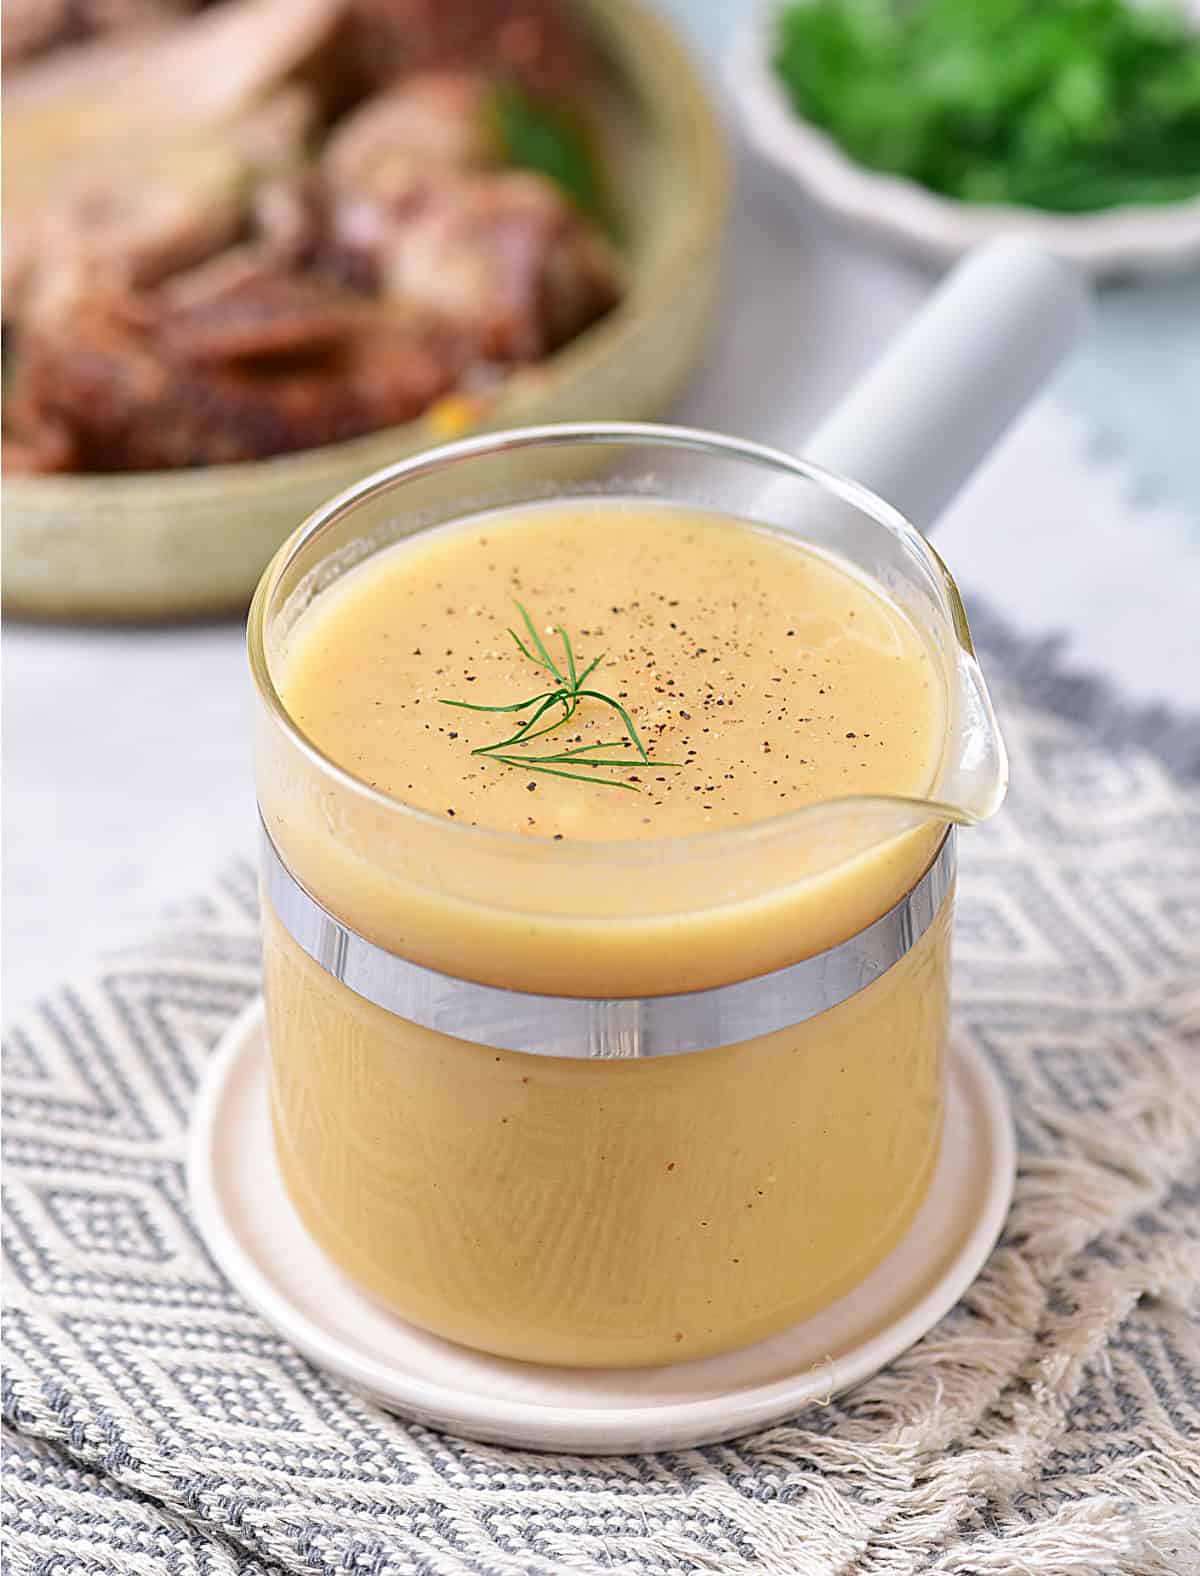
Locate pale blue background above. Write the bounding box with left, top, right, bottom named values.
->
left=660, top=0, right=1200, bottom=515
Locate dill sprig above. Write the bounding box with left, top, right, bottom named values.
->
left=440, top=604, right=682, bottom=792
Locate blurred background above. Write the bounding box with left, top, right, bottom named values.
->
left=4, top=0, right=1199, bottom=1014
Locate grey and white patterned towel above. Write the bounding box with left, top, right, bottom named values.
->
left=4, top=632, right=1200, bottom=1576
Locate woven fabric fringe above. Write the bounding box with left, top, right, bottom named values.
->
left=4, top=672, right=1200, bottom=1576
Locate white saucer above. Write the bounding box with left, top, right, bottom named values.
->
left=188, top=1002, right=1014, bottom=1454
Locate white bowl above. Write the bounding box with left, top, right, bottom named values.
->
left=727, top=15, right=1200, bottom=277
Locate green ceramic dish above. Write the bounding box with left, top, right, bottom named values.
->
left=3, top=0, right=726, bottom=620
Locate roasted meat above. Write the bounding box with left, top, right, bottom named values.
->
left=3, top=0, right=341, bottom=311
left=4, top=100, right=316, bottom=318
left=248, top=174, right=326, bottom=268
left=323, top=70, right=492, bottom=202
left=23, top=139, right=248, bottom=304
left=9, top=270, right=468, bottom=470
left=3, top=0, right=624, bottom=474
left=1, top=0, right=203, bottom=67
left=4, top=0, right=343, bottom=122
left=328, top=166, right=621, bottom=362
left=157, top=254, right=364, bottom=362
left=344, top=0, right=587, bottom=100
left=2, top=0, right=74, bottom=66
left=71, top=0, right=200, bottom=35
left=320, top=71, right=620, bottom=361
left=2, top=402, right=80, bottom=475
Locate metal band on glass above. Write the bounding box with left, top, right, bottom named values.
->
left=261, top=821, right=955, bottom=1058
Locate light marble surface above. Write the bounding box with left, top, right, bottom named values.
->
left=4, top=123, right=1199, bottom=1023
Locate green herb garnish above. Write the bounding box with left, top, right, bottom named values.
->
left=772, top=0, right=1200, bottom=212
left=441, top=603, right=680, bottom=792
left=488, top=80, right=614, bottom=230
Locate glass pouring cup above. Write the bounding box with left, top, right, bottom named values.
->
left=249, top=423, right=1007, bottom=1367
